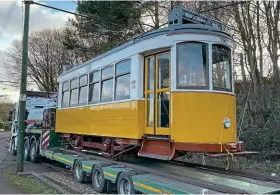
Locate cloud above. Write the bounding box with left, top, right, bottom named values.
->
left=0, top=0, right=73, bottom=49
left=0, top=0, right=74, bottom=101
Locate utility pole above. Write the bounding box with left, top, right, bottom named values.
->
left=16, top=0, right=30, bottom=172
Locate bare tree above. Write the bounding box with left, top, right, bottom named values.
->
left=5, top=29, right=80, bottom=92
left=263, top=1, right=280, bottom=84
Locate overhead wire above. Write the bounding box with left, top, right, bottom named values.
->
left=28, top=1, right=128, bottom=30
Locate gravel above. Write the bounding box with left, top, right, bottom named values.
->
left=43, top=172, right=98, bottom=194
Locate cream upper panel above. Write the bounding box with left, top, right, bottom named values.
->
left=57, top=33, right=232, bottom=83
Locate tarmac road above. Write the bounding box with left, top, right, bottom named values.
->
left=0, top=131, right=22, bottom=193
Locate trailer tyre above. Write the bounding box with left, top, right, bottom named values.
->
left=11, top=138, right=16, bottom=156
left=74, top=160, right=89, bottom=183
left=117, top=170, right=138, bottom=194
left=91, top=164, right=109, bottom=193
left=30, top=141, right=41, bottom=163
left=24, top=139, right=30, bottom=161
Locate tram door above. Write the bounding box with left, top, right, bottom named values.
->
left=144, top=51, right=170, bottom=136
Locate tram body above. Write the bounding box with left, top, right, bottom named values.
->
left=56, top=8, right=243, bottom=160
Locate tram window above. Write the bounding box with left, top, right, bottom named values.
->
left=116, top=60, right=130, bottom=75
left=78, top=75, right=88, bottom=105
left=115, top=60, right=130, bottom=101
left=61, top=81, right=69, bottom=108
left=102, top=66, right=113, bottom=80
left=70, top=78, right=78, bottom=107
left=212, top=44, right=232, bottom=91
left=115, top=74, right=130, bottom=100
left=62, top=81, right=69, bottom=91
left=89, top=71, right=100, bottom=83
left=101, top=79, right=113, bottom=102
left=177, top=43, right=208, bottom=88
left=89, top=70, right=100, bottom=104
left=89, top=83, right=100, bottom=103
left=70, top=78, right=78, bottom=89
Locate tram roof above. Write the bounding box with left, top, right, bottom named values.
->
left=60, top=23, right=231, bottom=76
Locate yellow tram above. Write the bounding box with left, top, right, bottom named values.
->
left=56, top=7, right=244, bottom=160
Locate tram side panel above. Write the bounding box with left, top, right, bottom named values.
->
left=55, top=100, right=145, bottom=139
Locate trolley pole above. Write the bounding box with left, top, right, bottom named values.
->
left=16, top=0, right=31, bottom=173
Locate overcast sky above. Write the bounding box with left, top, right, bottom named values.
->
left=0, top=0, right=77, bottom=102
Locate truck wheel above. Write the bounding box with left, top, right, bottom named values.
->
left=74, top=160, right=89, bottom=183
left=30, top=141, right=41, bottom=163
left=11, top=138, right=16, bottom=156
left=117, top=170, right=138, bottom=194
left=24, top=139, right=30, bottom=161
left=91, top=164, right=108, bottom=193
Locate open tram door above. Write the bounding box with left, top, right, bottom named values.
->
left=139, top=51, right=176, bottom=160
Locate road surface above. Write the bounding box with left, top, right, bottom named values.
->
left=0, top=131, right=22, bottom=193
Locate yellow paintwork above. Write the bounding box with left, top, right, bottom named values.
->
left=171, top=92, right=236, bottom=143
left=56, top=92, right=236, bottom=144
left=57, top=48, right=236, bottom=145
left=56, top=101, right=145, bottom=139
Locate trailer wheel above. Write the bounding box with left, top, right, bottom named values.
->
left=30, top=141, right=41, bottom=163
left=11, top=138, right=16, bottom=156
left=117, top=170, right=138, bottom=194
left=74, top=160, right=88, bottom=183
left=91, top=164, right=108, bottom=193
left=24, top=139, right=30, bottom=161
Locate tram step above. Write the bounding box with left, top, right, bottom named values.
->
left=138, top=138, right=176, bottom=160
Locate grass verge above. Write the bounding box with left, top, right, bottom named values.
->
left=2, top=168, right=59, bottom=194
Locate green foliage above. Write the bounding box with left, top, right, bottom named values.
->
left=77, top=1, right=142, bottom=32
left=66, top=1, right=144, bottom=61
left=236, top=82, right=280, bottom=160
left=0, top=102, right=13, bottom=122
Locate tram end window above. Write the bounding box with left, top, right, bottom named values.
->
left=177, top=42, right=209, bottom=89
left=212, top=44, right=232, bottom=91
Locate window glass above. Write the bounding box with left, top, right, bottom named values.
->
left=115, top=74, right=130, bottom=100
left=79, top=75, right=88, bottom=86
left=78, top=86, right=87, bottom=105
left=116, top=60, right=130, bottom=75
left=147, top=93, right=154, bottom=127
left=102, top=66, right=113, bottom=79
left=212, top=44, right=232, bottom=90
left=177, top=43, right=208, bottom=88
left=101, top=79, right=113, bottom=102
left=71, top=78, right=78, bottom=89
left=89, top=71, right=100, bottom=83
left=147, top=57, right=155, bottom=90
left=63, top=81, right=69, bottom=91
left=62, top=91, right=69, bottom=108
left=70, top=88, right=78, bottom=106
left=157, top=92, right=170, bottom=127
left=158, top=53, right=169, bottom=89
left=89, top=83, right=100, bottom=103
